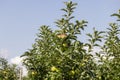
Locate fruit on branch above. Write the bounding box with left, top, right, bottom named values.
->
left=51, top=66, right=59, bottom=72
left=57, top=33, right=67, bottom=39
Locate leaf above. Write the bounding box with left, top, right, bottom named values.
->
left=96, top=53, right=101, bottom=57
left=61, top=8, right=67, bottom=12
left=111, top=14, right=120, bottom=17
left=86, top=33, right=92, bottom=38
left=93, top=44, right=100, bottom=47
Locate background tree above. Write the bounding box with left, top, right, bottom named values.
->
left=95, top=10, right=120, bottom=80
left=0, top=57, right=19, bottom=80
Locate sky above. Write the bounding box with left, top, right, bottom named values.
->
left=0, top=0, right=120, bottom=66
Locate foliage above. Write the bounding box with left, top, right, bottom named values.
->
left=21, top=1, right=120, bottom=80
left=95, top=23, right=120, bottom=79
left=0, top=57, right=19, bottom=80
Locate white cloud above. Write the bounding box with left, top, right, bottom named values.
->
left=83, top=46, right=101, bottom=54
left=22, top=66, right=28, bottom=76
left=0, top=48, right=9, bottom=58
left=92, top=47, right=102, bottom=54
left=10, top=56, right=23, bottom=65
left=10, top=56, right=28, bottom=76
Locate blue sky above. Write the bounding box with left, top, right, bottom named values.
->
left=0, top=0, right=120, bottom=60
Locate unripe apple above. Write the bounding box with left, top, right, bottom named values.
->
left=51, top=66, right=59, bottom=72
left=80, top=63, right=85, bottom=66
left=63, top=43, right=67, bottom=47
left=3, top=71, right=7, bottom=74
left=70, top=70, right=75, bottom=75
left=32, top=71, right=36, bottom=75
